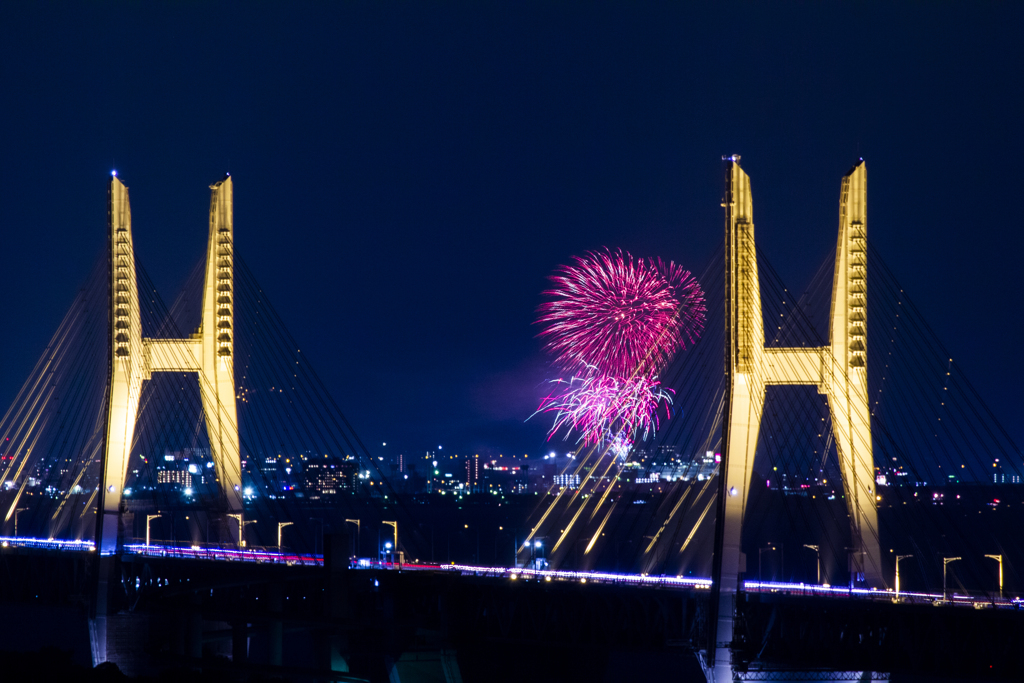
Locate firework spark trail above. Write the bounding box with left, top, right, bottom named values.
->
left=528, top=247, right=707, bottom=567
left=537, top=248, right=706, bottom=377
left=519, top=439, right=609, bottom=553
left=585, top=502, right=616, bottom=555
left=549, top=437, right=624, bottom=554
left=536, top=372, right=673, bottom=447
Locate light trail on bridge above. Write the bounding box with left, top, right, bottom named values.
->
left=6, top=536, right=1022, bottom=609
left=0, top=535, right=95, bottom=552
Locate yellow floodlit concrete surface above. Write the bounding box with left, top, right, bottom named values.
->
left=98, top=176, right=243, bottom=554
left=713, top=158, right=879, bottom=682
left=98, top=176, right=145, bottom=555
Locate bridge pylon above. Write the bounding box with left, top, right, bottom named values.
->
left=710, top=157, right=880, bottom=680
left=96, top=175, right=242, bottom=555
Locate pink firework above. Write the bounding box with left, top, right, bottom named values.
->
left=537, top=249, right=706, bottom=378
left=536, top=372, right=674, bottom=447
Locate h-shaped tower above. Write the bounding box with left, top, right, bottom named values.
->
left=711, top=157, right=879, bottom=681
left=96, top=174, right=242, bottom=554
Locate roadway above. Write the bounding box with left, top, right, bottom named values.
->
left=4, top=535, right=1019, bottom=609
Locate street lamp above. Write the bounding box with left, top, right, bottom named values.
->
left=277, top=521, right=294, bottom=550
left=895, top=555, right=913, bottom=598
left=344, top=519, right=360, bottom=556
left=943, top=556, right=962, bottom=601
left=803, top=544, right=821, bottom=584
left=984, top=554, right=1004, bottom=599
left=228, top=513, right=256, bottom=547
left=145, top=514, right=162, bottom=546
left=382, top=520, right=397, bottom=552
left=13, top=508, right=28, bottom=538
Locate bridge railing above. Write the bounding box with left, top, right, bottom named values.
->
left=122, top=542, right=322, bottom=566
left=745, top=579, right=1024, bottom=610
left=0, top=536, right=95, bottom=552
left=7, top=538, right=1022, bottom=609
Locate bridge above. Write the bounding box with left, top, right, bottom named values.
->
left=0, top=160, right=1020, bottom=682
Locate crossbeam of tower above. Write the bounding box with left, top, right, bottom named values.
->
left=96, top=175, right=242, bottom=555
left=709, top=157, right=879, bottom=681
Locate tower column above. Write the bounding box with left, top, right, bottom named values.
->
left=98, top=176, right=144, bottom=555
left=200, top=177, right=242, bottom=512
left=713, top=158, right=766, bottom=682
left=707, top=157, right=880, bottom=682
left=827, top=162, right=881, bottom=586
left=99, top=175, right=245, bottom=555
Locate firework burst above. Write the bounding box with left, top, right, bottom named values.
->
left=537, top=249, right=706, bottom=377
left=536, top=371, right=674, bottom=447
left=534, top=248, right=705, bottom=449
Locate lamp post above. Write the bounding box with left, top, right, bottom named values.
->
left=943, top=556, right=962, bottom=601
left=382, top=520, right=397, bottom=552
left=228, top=513, right=256, bottom=547
left=277, top=521, right=294, bottom=550
left=13, top=507, right=27, bottom=540
left=984, top=554, right=1003, bottom=599
left=895, top=554, right=913, bottom=598
left=803, top=544, right=821, bottom=584
left=344, top=519, right=360, bottom=556
left=146, top=514, right=162, bottom=546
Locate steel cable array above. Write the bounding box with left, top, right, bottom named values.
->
left=528, top=238, right=1021, bottom=598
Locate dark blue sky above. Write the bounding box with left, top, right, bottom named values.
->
left=1, top=3, right=1021, bottom=457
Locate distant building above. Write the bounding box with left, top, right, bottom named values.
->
left=553, top=473, right=580, bottom=489
left=303, top=457, right=356, bottom=499
left=482, top=460, right=527, bottom=495
left=157, top=470, right=191, bottom=488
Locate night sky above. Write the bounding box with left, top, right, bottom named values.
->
left=1, top=3, right=1021, bottom=458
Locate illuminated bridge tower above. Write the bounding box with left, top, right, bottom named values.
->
left=711, top=157, right=879, bottom=680
left=97, top=175, right=242, bottom=555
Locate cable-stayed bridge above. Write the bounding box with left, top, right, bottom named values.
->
left=0, top=162, right=1020, bottom=682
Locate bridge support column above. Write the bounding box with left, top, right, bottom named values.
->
left=709, top=157, right=880, bottom=681
left=98, top=177, right=144, bottom=556
left=187, top=592, right=203, bottom=661
left=826, top=165, right=881, bottom=586
left=89, top=555, right=118, bottom=665
left=197, top=177, right=243, bottom=512
left=269, top=582, right=284, bottom=667
left=96, top=175, right=244, bottom=558
left=232, top=621, right=249, bottom=663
